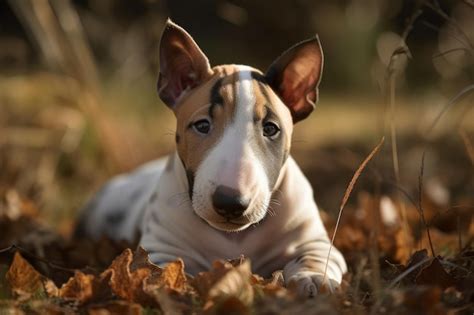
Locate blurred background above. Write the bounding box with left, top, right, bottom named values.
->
left=0, top=0, right=473, bottom=239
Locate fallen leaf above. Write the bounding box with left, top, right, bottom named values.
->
left=415, top=257, right=456, bottom=289
left=252, top=271, right=287, bottom=297
left=142, top=257, right=196, bottom=313
left=102, top=248, right=156, bottom=306
left=157, top=259, right=186, bottom=292
left=43, top=279, right=59, bottom=297
left=403, top=286, right=446, bottom=315
left=28, top=300, right=78, bottom=314
left=193, top=259, right=254, bottom=306
left=88, top=300, right=143, bottom=315
left=147, top=288, right=195, bottom=315
left=58, top=270, right=111, bottom=304
left=6, top=251, right=44, bottom=299
left=192, top=260, right=235, bottom=298
left=392, top=226, right=414, bottom=263
left=396, top=249, right=430, bottom=284
left=213, top=296, right=250, bottom=315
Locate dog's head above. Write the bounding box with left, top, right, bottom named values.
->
left=157, top=20, right=323, bottom=232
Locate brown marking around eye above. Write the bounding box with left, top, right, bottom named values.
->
left=173, top=65, right=294, bottom=197
left=174, top=66, right=242, bottom=183
left=252, top=80, right=268, bottom=122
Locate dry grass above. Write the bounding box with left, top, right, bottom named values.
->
left=0, top=1, right=473, bottom=313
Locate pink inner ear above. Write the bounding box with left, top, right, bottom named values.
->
left=171, top=61, right=199, bottom=100
left=158, top=22, right=212, bottom=108
left=280, top=59, right=320, bottom=117
left=160, top=45, right=201, bottom=105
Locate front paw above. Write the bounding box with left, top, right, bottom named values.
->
left=287, top=271, right=340, bottom=298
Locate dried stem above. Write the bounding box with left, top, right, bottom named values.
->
left=418, top=151, right=436, bottom=257
left=462, top=0, right=474, bottom=9
left=322, top=137, right=385, bottom=287
left=0, top=245, right=77, bottom=274
left=459, top=129, right=474, bottom=165
left=425, top=0, right=474, bottom=51
left=384, top=4, right=424, bottom=266
left=426, top=84, right=474, bottom=134
left=432, top=47, right=472, bottom=59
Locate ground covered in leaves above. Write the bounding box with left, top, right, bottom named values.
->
left=1, top=135, right=473, bottom=314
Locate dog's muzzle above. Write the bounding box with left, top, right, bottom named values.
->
left=212, top=185, right=249, bottom=219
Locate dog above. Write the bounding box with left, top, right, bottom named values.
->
left=76, top=19, right=347, bottom=297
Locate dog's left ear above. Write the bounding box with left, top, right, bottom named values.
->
left=158, top=19, right=213, bottom=108
left=265, top=36, right=323, bottom=123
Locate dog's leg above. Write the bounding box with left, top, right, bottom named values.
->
left=283, top=234, right=347, bottom=297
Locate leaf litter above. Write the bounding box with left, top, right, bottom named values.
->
left=1, top=137, right=473, bottom=314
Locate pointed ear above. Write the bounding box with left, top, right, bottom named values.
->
left=265, top=36, right=324, bottom=123
left=157, top=19, right=212, bottom=108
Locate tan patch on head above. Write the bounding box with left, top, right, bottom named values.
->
left=252, top=77, right=293, bottom=151
left=173, top=65, right=240, bottom=174
left=172, top=65, right=293, bottom=177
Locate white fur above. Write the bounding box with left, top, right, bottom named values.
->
left=139, top=154, right=346, bottom=284
left=79, top=66, right=347, bottom=297
left=192, top=67, right=270, bottom=231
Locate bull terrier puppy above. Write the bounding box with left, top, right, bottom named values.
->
left=76, top=20, right=347, bottom=297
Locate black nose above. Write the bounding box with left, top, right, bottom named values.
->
left=212, top=185, right=250, bottom=219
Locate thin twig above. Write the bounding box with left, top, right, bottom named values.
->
left=418, top=151, right=436, bottom=257
left=432, top=47, right=472, bottom=59
left=385, top=180, right=419, bottom=210
left=459, top=129, right=474, bottom=165
left=426, top=84, right=474, bottom=134
left=322, top=137, right=385, bottom=286
left=0, top=244, right=77, bottom=274
left=353, top=257, right=368, bottom=304
left=421, top=21, right=470, bottom=50
left=384, top=4, right=424, bottom=267
left=462, top=0, right=474, bottom=9
left=425, top=0, right=474, bottom=51
left=388, top=256, right=432, bottom=289
left=370, top=254, right=432, bottom=315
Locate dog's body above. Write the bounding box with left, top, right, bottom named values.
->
left=77, top=20, right=346, bottom=297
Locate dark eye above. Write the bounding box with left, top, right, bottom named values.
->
left=263, top=121, right=280, bottom=138
left=193, top=119, right=211, bottom=134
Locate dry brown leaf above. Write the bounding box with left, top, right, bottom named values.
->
left=141, top=259, right=192, bottom=313
left=193, top=259, right=254, bottom=306
left=59, top=271, right=95, bottom=301
left=129, top=246, right=161, bottom=274
left=28, top=300, right=77, bottom=314
left=0, top=302, right=24, bottom=315
left=43, top=279, right=59, bottom=297
left=392, top=226, right=414, bottom=263
left=252, top=271, right=287, bottom=297
left=402, top=286, right=446, bottom=315
left=6, top=251, right=44, bottom=298
left=212, top=296, right=250, bottom=315
left=101, top=248, right=155, bottom=306
left=415, top=257, right=456, bottom=289
left=396, top=249, right=431, bottom=285
left=58, top=270, right=111, bottom=304
left=157, top=259, right=187, bottom=292
left=192, top=260, right=234, bottom=298
left=87, top=300, right=142, bottom=315
left=147, top=288, right=195, bottom=315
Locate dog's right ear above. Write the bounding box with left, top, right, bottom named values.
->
left=157, top=19, right=212, bottom=108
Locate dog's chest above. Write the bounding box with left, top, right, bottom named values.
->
left=145, top=189, right=296, bottom=275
